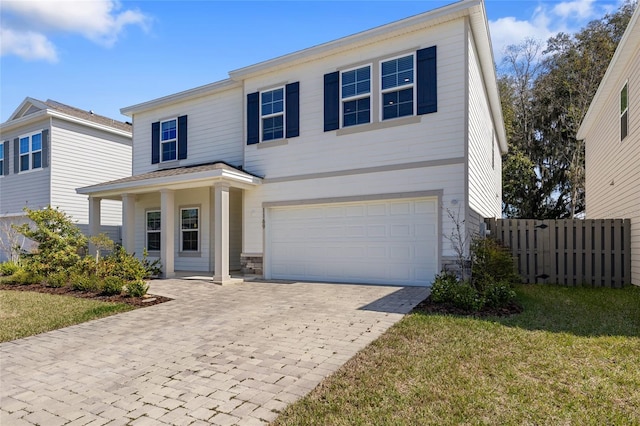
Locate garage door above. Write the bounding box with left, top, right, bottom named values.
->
left=267, top=197, right=438, bottom=286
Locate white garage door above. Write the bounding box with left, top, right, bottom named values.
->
left=267, top=197, right=438, bottom=286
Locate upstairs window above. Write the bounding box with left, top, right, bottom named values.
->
left=161, top=119, right=177, bottom=162
left=621, top=82, right=628, bottom=141
left=0, top=143, right=4, bottom=176
left=180, top=207, right=199, bottom=252
left=19, top=133, right=42, bottom=172
left=261, top=88, right=284, bottom=141
left=146, top=210, right=161, bottom=251
left=341, top=65, right=371, bottom=127
left=381, top=54, right=415, bottom=120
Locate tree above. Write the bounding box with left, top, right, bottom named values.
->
left=15, top=206, right=87, bottom=276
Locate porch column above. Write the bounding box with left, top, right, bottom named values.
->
left=88, top=196, right=101, bottom=255
left=121, top=193, right=136, bottom=253
left=160, top=189, right=175, bottom=278
left=212, top=183, right=241, bottom=285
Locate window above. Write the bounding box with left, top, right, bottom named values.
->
left=180, top=207, right=199, bottom=252
left=19, top=133, right=42, bottom=172
left=381, top=55, right=414, bottom=120
left=0, top=143, right=4, bottom=176
left=146, top=211, right=161, bottom=251
left=261, top=88, right=284, bottom=141
left=161, top=119, right=177, bottom=162
left=341, top=66, right=371, bottom=127
left=621, top=82, right=628, bottom=141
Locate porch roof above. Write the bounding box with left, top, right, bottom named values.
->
left=77, top=162, right=262, bottom=199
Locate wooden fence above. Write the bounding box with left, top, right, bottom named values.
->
left=484, top=219, right=631, bottom=288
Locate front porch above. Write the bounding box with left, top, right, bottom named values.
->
left=77, top=162, right=262, bottom=285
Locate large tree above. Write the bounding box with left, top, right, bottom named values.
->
left=500, top=1, right=636, bottom=218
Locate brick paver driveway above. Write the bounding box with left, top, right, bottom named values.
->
left=1, top=279, right=428, bottom=425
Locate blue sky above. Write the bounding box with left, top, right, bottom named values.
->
left=0, top=0, right=625, bottom=123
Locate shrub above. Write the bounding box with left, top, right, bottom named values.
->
left=484, top=280, right=517, bottom=309
left=45, top=271, right=69, bottom=288
left=101, top=276, right=125, bottom=296
left=3, top=268, right=41, bottom=285
left=125, top=280, right=149, bottom=298
left=430, top=272, right=459, bottom=304
left=451, top=281, right=485, bottom=311
left=471, top=237, right=520, bottom=292
left=142, top=248, right=162, bottom=278
left=70, top=273, right=101, bottom=292
left=0, top=261, right=20, bottom=276
left=104, top=246, right=148, bottom=281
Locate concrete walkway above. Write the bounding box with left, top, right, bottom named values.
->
left=1, top=280, right=428, bottom=425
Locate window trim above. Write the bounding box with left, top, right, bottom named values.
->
left=145, top=209, right=161, bottom=253
left=380, top=53, right=416, bottom=122
left=160, top=118, right=178, bottom=163
left=18, top=131, right=43, bottom=173
left=260, top=86, right=286, bottom=142
left=340, top=63, right=372, bottom=128
left=179, top=206, right=200, bottom=253
left=621, top=81, right=629, bottom=142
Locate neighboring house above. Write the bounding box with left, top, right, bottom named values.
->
left=78, top=0, right=506, bottom=286
left=577, top=6, right=640, bottom=286
left=0, top=98, right=132, bottom=262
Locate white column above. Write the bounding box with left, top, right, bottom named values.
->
left=213, top=183, right=241, bottom=285
left=160, top=189, right=175, bottom=278
left=88, top=196, right=101, bottom=255
left=121, top=193, right=136, bottom=253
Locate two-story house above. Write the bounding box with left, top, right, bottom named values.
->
left=78, top=0, right=506, bottom=286
left=577, top=5, right=640, bottom=286
left=0, top=98, right=132, bottom=262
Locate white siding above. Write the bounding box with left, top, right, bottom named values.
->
left=50, top=118, right=132, bottom=227
left=467, top=26, right=501, bottom=224
left=243, top=19, right=466, bottom=180
left=131, top=86, right=244, bottom=176
left=0, top=118, right=51, bottom=215
left=585, top=51, right=640, bottom=285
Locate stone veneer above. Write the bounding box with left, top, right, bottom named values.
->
left=240, top=253, right=263, bottom=277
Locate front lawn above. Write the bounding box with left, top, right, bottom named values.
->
left=273, top=284, right=640, bottom=425
left=0, top=290, right=133, bottom=343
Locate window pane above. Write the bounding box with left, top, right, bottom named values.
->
left=0, top=161, right=3, bottom=176
left=147, top=211, right=161, bottom=231
left=272, top=100, right=283, bottom=114
left=382, top=55, right=414, bottom=90
left=162, top=141, right=176, bottom=161
left=182, top=231, right=198, bottom=251
left=31, top=133, right=42, bottom=151
left=0, top=146, right=4, bottom=161
left=342, top=66, right=370, bottom=99
left=20, top=154, right=29, bottom=171
left=263, top=115, right=284, bottom=141
left=343, top=97, right=370, bottom=127
left=147, top=232, right=161, bottom=251
left=261, top=88, right=284, bottom=117
left=32, top=152, right=42, bottom=169
left=621, top=84, right=628, bottom=114
left=20, top=138, right=29, bottom=154
left=621, top=111, right=628, bottom=141
left=161, top=120, right=177, bottom=141
left=181, top=208, right=198, bottom=230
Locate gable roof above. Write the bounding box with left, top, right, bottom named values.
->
left=577, top=5, right=640, bottom=140
left=1, top=97, right=132, bottom=137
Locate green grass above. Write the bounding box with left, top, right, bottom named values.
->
left=273, top=285, right=640, bottom=425
left=0, top=290, right=133, bottom=343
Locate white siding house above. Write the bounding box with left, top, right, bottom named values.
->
left=79, top=0, right=506, bottom=286
left=0, top=98, right=132, bottom=262
left=577, top=6, right=640, bottom=286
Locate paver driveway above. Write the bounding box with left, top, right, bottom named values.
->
left=1, top=279, right=428, bottom=426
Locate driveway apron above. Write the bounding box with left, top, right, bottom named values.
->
left=1, top=280, right=428, bottom=425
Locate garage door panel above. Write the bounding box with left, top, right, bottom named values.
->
left=268, top=197, right=437, bottom=286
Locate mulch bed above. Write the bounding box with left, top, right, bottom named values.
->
left=413, top=295, right=523, bottom=317
left=0, top=282, right=172, bottom=307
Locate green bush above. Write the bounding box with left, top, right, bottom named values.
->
left=471, top=237, right=520, bottom=292
left=452, top=281, right=484, bottom=311
left=101, top=276, right=125, bottom=296
left=0, top=261, right=20, bottom=276
left=70, top=273, right=101, bottom=292
left=125, top=280, right=149, bottom=298
left=45, top=271, right=69, bottom=288
left=104, top=246, right=148, bottom=281
left=430, top=272, right=459, bottom=304
left=3, top=268, right=41, bottom=285
left=484, top=280, right=517, bottom=308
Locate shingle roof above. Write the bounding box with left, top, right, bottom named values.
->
left=43, top=99, right=132, bottom=133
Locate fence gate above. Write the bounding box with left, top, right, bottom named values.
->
left=484, top=219, right=631, bottom=288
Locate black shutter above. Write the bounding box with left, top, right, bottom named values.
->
left=3, top=141, right=8, bottom=176
left=13, top=138, right=19, bottom=173
left=417, top=46, right=437, bottom=115
left=41, top=129, right=49, bottom=168
left=324, top=71, right=340, bottom=131
left=247, top=92, right=260, bottom=145
left=151, top=121, right=160, bottom=164
left=285, top=82, right=300, bottom=138
left=178, top=115, right=188, bottom=160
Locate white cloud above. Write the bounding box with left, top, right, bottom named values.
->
left=0, top=0, right=150, bottom=61
left=489, top=0, right=616, bottom=64
left=0, top=27, right=58, bottom=62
